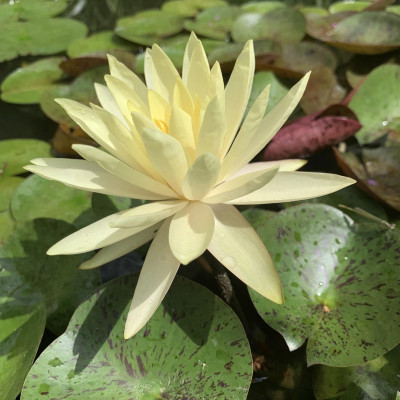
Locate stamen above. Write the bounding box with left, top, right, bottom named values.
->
left=154, top=119, right=169, bottom=134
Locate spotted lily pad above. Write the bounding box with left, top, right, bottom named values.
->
left=1, top=57, right=65, bottom=104
left=249, top=204, right=400, bottom=367
left=349, top=64, right=400, bottom=144
left=22, top=274, right=252, bottom=399
left=231, top=8, right=306, bottom=44
left=0, top=19, right=88, bottom=62
left=0, top=139, right=51, bottom=178
left=184, top=5, right=243, bottom=40
left=0, top=219, right=100, bottom=334
left=313, top=344, right=400, bottom=399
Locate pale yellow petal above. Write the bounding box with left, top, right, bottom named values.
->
left=124, top=219, right=180, bottom=339
left=221, top=40, right=255, bottom=156
left=227, top=171, right=356, bottom=205
left=231, top=160, right=307, bottom=178
left=25, top=159, right=155, bottom=200
left=169, top=202, right=215, bottom=265
left=196, top=93, right=226, bottom=159
left=94, top=83, right=126, bottom=124
left=72, top=145, right=177, bottom=199
left=113, top=200, right=187, bottom=228
left=182, top=152, right=220, bottom=200
left=79, top=224, right=160, bottom=270
left=223, top=72, right=311, bottom=178
left=208, top=61, right=224, bottom=100
left=140, top=127, right=188, bottom=195
left=208, top=204, right=283, bottom=304
left=107, top=54, right=148, bottom=103
left=182, top=32, right=199, bottom=85
left=173, top=78, right=194, bottom=116
left=203, top=166, right=279, bottom=204
left=47, top=213, right=158, bottom=255
left=148, top=89, right=171, bottom=130
left=168, top=105, right=195, bottom=162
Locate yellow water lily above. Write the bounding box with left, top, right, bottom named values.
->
left=25, top=33, right=354, bottom=339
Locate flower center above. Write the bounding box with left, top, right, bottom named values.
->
left=154, top=119, right=169, bottom=134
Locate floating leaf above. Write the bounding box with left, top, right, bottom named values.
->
left=249, top=204, right=400, bottom=366
left=349, top=64, right=400, bottom=144
left=241, top=208, right=276, bottom=230
left=264, top=105, right=361, bottom=160
left=1, top=57, right=65, bottom=104
left=11, top=174, right=92, bottom=225
left=184, top=5, right=243, bottom=40
left=0, top=266, right=46, bottom=400
left=115, top=10, right=184, bottom=45
left=91, top=192, right=132, bottom=220
left=241, top=1, right=285, bottom=13
left=161, top=0, right=199, bottom=17
left=0, top=176, right=23, bottom=212
left=0, top=211, right=15, bottom=246
left=313, top=344, right=400, bottom=399
left=329, top=1, right=371, bottom=13
left=0, top=219, right=100, bottom=334
left=67, top=31, right=134, bottom=59
left=232, top=8, right=306, bottom=44
left=40, top=66, right=108, bottom=125
left=22, top=275, right=252, bottom=399
left=0, top=139, right=51, bottom=178
left=0, top=19, right=88, bottom=62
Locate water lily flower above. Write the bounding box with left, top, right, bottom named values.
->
left=25, top=33, right=354, bottom=339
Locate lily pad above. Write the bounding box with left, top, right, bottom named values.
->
left=184, top=5, right=243, bottom=40
left=40, top=65, right=107, bottom=125
left=0, top=176, right=23, bottom=212
left=0, top=266, right=47, bottom=400
left=115, top=10, right=184, bottom=45
left=313, top=344, right=400, bottom=399
left=241, top=1, right=285, bottom=13
left=67, top=31, right=134, bottom=59
left=1, top=57, right=65, bottom=104
left=0, top=0, right=68, bottom=22
left=0, top=18, right=88, bottom=62
left=349, top=64, right=400, bottom=144
left=11, top=174, right=92, bottom=225
left=161, top=0, right=199, bottom=17
left=249, top=204, right=400, bottom=366
left=0, top=139, right=51, bottom=178
left=22, top=274, right=252, bottom=399
left=0, top=211, right=15, bottom=246
left=0, top=219, right=101, bottom=334
left=231, top=8, right=306, bottom=44
left=329, top=1, right=371, bottom=13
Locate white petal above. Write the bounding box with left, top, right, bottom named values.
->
left=231, top=160, right=307, bottom=178
left=169, top=202, right=215, bottom=265
left=25, top=159, right=156, bottom=199
left=208, top=204, right=283, bottom=304
left=182, top=153, right=220, bottom=200
left=227, top=171, right=356, bottom=204
left=208, top=61, right=224, bottom=100
left=223, top=72, right=311, bottom=178
left=113, top=200, right=188, bottom=228
left=124, top=219, right=180, bottom=339
left=203, top=166, right=279, bottom=204
left=72, top=145, right=177, bottom=199
left=94, top=83, right=126, bottom=124
left=79, top=224, right=160, bottom=270
left=221, top=41, right=255, bottom=156
left=47, top=213, right=159, bottom=255
left=182, top=32, right=200, bottom=85
left=140, top=127, right=188, bottom=195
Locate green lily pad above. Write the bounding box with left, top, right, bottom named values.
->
left=91, top=192, right=132, bottom=220
left=329, top=1, right=371, bottom=13
left=161, top=0, right=199, bottom=17
left=22, top=274, right=252, bottom=399
left=0, top=219, right=100, bottom=334
left=231, top=8, right=306, bottom=44
left=249, top=204, right=400, bottom=367
left=67, top=31, right=134, bottom=59
left=40, top=65, right=107, bottom=125
left=0, top=18, right=88, bottom=62
left=245, top=71, right=288, bottom=118
left=313, top=344, right=400, bottom=399
left=387, top=5, right=400, bottom=15
left=0, top=176, right=23, bottom=212
left=184, top=5, right=243, bottom=40
left=241, top=1, right=285, bottom=13
left=349, top=64, right=400, bottom=144
left=1, top=57, right=65, bottom=104
left=11, top=174, right=92, bottom=225
left=0, top=0, right=68, bottom=22
left=241, top=208, right=277, bottom=230
left=0, top=139, right=51, bottom=178
left=300, top=6, right=329, bottom=17
left=0, top=266, right=46, bottom=400
left=0, top=211, right=15, bottom=246
left=115, top=10, right=184, bottom=45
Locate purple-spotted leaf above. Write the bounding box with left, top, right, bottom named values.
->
left=263, top=105, right=361, bottom=160
left=248, top=204, right=400, bottom=367
left=21, top=275, right=252, bottom=399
